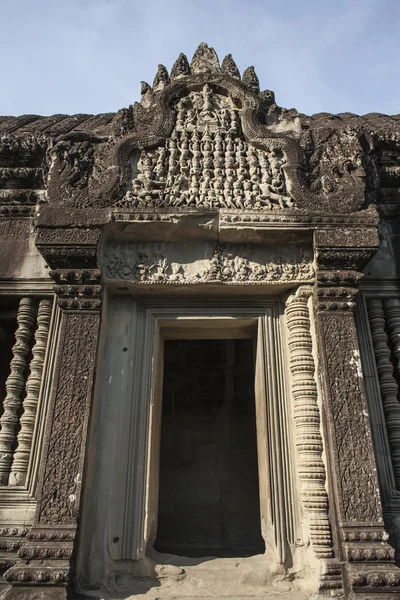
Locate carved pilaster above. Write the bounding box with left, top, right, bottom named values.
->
left=3, top=302, right=101, bottom=598
left=0, top=298, right=37, bottom=486
left=285, top=286, right=333, bottom=559
left=367, top=299, right=400, bottom=489
left=314, top=227, right=400, bottom=597
left=318, top=307, right=383, bottom=523
left=9, top=299, right=53, bottom=486
left=2, top=225, right=102, bottom=598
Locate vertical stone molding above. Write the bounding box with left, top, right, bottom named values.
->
left=285, top=286, right=333, bottom=559
left=319, top=308, right=382, bottom=524
left=2, top=221, right=102, bottom=598
left=3, top=302, right=101, bottom=597
left=0, top=298, right=37, bottom=486
left=367, top=298, right=400, bottom=489
left=317, top=298, right=400, bottom=594
left=383, top=298, right=400, bottom=378
left=37, top=310, right=99, bottom=526
left=314, top=227, right=399, bottom=597
left=9, top=299, right=53, bottom=487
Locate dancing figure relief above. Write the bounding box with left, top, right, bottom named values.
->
left=119, top=84, right=293, bottom=210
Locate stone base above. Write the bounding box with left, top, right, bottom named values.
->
left=0, top=585, right=68, bottom=599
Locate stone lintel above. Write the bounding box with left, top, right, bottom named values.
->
left=35, top=206, right=112, bottom=228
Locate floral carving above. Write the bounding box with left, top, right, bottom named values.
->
left=320, top=312, right=383, bottom=523
left=38, top=312, right=99, bottom=524
left=104, top=241, right=314, bottom=284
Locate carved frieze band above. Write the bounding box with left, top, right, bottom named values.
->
left=319, top=311, right=383, bottom=524
left=104, top=241, right=314, bottom=285
left=367, top=298, right=400, bottom=490
left=10, top=300, right=53, bottom=486
left=285, top=288, right=333, bottom=558
left=0, top=299, right=37, bottom=485
left=51, top=269, right=101, bottom=310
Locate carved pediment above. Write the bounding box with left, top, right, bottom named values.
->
left=117, top=83, right=293, bottom=211
left=39, top=43, right=371, bottom=215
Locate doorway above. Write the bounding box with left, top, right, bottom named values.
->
left=77, top=298, right=299, bottom=592
left=154, top=337, right=265, bottom=557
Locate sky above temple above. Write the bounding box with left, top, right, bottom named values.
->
left=1, top=0, right=398, bottom=117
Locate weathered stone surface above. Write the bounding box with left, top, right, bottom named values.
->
left=103, top=241, right=314, bottom=285
left=0, top=42, right=400, bottom=600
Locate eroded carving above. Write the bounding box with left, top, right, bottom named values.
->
left=309, top=128, right=367, bottom=213
left=38, top=311, right=99, bottom=525
left=46, top=138, right=95, bottom=206
left=118, top=84, right=292, bottom=211
left=190, top=42, right=220, bottom=74
left=3, top=310, right=100, bottom=591
left=104, top=241, right=314, bottom=284
left=51, top=269, right=101, bottom=310
left=320, top=312, right=383, bottom=523
left=170, top=53, right=190, bottom=80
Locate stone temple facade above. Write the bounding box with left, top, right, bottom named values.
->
left=0, top=42, right=400, bottom=599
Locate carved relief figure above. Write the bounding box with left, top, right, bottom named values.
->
left=118, top=84, right=292, bottom=210
left=308, top=127, right=367, bottom=212
left=104, top=241, right=314, bottom=284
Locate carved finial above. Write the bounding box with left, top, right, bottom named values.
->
left=152, top=64, right=170, bottom=92
left=259, top=89, right=275, bottom=106
left=141, top=81, right=152, bottom=95
left=242, top=66, right=260, bottom=94
left=190, top=42, right=220, bottom=74
left=171, top=53, right=190, bottom=80
left=221, top=54, right=240, bottom=79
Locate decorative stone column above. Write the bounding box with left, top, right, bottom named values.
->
left=10, top=299, right=53, bottom=486
left=286, top=286, right=333, bottom=558
left=314, top=226, right=400, bottom=598
left=0, top=298, right=38, bottom=485
left=366, top=298, right=400, bottom=489
left=3, top=217, right=103, bottom=599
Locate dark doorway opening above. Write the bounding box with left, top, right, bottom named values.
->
left=154, top=338, right=265, bottom=558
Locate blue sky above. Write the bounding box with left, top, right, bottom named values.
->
left=1, top=0, right=399, bottom=117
